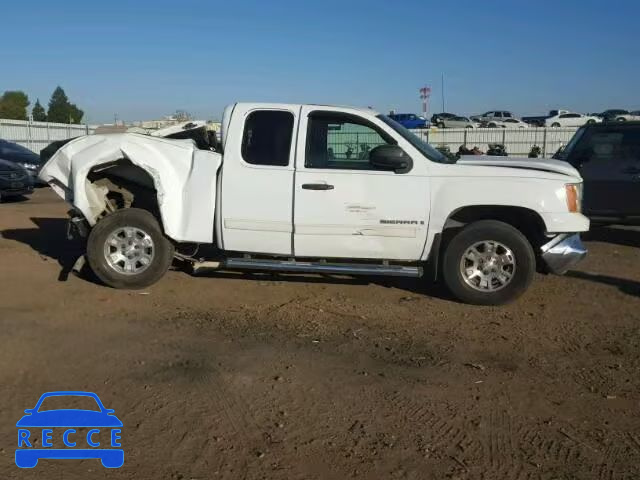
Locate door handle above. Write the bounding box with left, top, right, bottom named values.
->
left=302, top=183, right=334, bottom=190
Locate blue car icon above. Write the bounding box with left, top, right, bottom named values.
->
left=16, top=391, right=123, bottom=468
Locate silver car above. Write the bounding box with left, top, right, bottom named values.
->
left=442, top=115, right=479, bottom=129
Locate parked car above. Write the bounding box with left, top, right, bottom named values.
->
left=486, top=118, right=530, bottom=129
left=523, top=110, right=570, bottom=127
left=611, top=110, right=640, bottom=122
left=0, top=158, right=33, bottom=201
left=441, top=116, right=479, bottom=129
left=471, top=111, right=516, bottom=124
left=39, top=102, right=588, bottom=305
left=554, top=121, right=640, bottom=224
left=431, top=112, right=458, bottom=127
left=0, top=140, right=43, bottom=183
left=545, top=112, right=601, bottom=128
left=600, top=109, right=631, bottom=122
left=387, top=113, right=428, bottom=129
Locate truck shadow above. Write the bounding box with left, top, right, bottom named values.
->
left=566, top=271, right=640, bottom=298
left=194, top=270, right=453, bottom=300
left=583, top=226, right=640, bottom=248
left=1, top=216, right=453, bottom=300
left=1, top=217, right=91, bottom=283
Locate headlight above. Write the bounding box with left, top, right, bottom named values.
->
left=21, top=163, right=38, bottom=170
left=565, top=183, right=582, bottom=212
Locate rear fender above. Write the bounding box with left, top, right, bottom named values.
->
left=39, top=134, right=222, bottom=243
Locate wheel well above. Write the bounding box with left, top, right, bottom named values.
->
left=427, top=205, right=548, bottom=281
left=445, top=206, right=547, bottom=248
left=86, top=159, right=162, bottom=226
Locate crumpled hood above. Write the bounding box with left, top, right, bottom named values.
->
left=457, top=155, right=580, bottom=178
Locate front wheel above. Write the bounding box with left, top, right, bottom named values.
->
left=86, top=208, right=174, bottom=289
left=551, top=122, right=561, bottom=127
left=442, top=220, right=535, bottom=305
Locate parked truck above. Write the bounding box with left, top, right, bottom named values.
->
left=39, top=103, right=589, bottom=305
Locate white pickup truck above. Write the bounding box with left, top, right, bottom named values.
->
left=39, top=103, right=589, bottom=305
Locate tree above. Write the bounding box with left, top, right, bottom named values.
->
left=69, top=103, right=84, bottom=124
left=47, top=86, right=84, bottom=124
left=0, top=91, right=30, bottom=120
left=32, top=99, right=47, bottom=121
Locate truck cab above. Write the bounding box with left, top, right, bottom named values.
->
left=39, top=103, right=589, bottom=305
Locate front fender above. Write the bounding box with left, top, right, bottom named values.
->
left=421, top=175, right=589, bottom=261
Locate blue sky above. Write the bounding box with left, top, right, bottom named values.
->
left=2, top=0, right=638, bottom=123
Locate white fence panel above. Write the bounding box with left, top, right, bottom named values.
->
left=1, top=118, right=578, bottom=159
left=415, top=127, right=577, bottom=157
left=416, top=127, right=578, bottom=157
left=0, top=118, right=95, bottom=153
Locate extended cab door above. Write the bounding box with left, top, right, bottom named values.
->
left=219, top=105, right=298, bottom=255
left=293, top=107, right=430, bottom=260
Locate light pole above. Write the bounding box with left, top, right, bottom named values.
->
left=419, top=86, right=431, bottom=119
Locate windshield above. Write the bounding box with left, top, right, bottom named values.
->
left=377, top=115, right=448, bottom=163
left=0, top=141, right=40, bottom=163
left=554, top=126, right=586, bottom=160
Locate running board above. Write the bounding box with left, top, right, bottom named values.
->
left=220, top=258, right=423, bottom=278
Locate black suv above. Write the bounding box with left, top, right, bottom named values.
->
left=0, top=139, right=43, bottom=183
left=0, top=158, right=33, bottom=200
left=554, top=122, right=640, bottom=224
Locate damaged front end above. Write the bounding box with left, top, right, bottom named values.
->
left=67, top=208, right=90, bottom=240
left=541, top=234, right=587, bottom=274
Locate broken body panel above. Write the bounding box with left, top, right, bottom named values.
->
left=39, top=133, right=221, bottom=243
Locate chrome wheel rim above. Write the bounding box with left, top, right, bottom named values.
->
left=103, top=227, right=155, bottom=275
left=459, top=240, right=516, bottom=292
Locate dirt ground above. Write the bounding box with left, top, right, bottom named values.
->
left=1, top=188, right=640, bottom=480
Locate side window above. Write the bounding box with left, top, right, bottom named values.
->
left=575, top=131, right=625, bottom=169
left=241, top=110, right=294, bottom=166
left=306, top=113, right=395, bottom=170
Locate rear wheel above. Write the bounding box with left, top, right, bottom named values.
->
left=87, top=208, right=174, bottom=289
left=551, top=122, right=561, bottom=127
left=586, top=119, right=596, bottom=124
left=442, top=220, right=535, bottom=305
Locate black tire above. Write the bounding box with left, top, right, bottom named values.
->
left=86, top=208, right=174, bottom=289
left=442, top=220, right=535, bottom=305
left=551, top=122, right=561, bottom=127
left=586, top=119, right=596, bottom=124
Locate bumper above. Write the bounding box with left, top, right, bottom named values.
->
left=541, top=234, right=587, bottom=274
left=0, top=185, right=33, bottom=197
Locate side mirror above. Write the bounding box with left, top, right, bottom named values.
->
left=105, top=409, right=115, bottom=414
left=369, top=145, right=413, bottom=174
left=24, top=409, right=33, bottom=414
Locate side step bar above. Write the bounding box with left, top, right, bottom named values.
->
left=208, top=258, right=423, bottom=278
